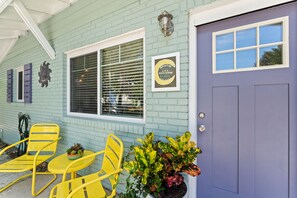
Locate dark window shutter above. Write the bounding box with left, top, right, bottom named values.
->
left=24, top=63, right=32, bottom=103
left=7, top=69, right=13, bottom=103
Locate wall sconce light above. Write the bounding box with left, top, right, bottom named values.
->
left=158, top=11, right=174, bottom=37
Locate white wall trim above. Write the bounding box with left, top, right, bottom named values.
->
left=65, top=28, right=145, bottom=58
left=0, top=0, right=13, bottom=14
left=0, top=38, right=17, bottom=64
left=188, top=0, right=294, bottom=197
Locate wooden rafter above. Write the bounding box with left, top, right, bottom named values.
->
left=0, top=38, right=17, bottom=63
left=0, top=18, right=27, bottom=30
left=0, top=0, right=13, bottom=14
left=0, top=35, right=17, bottom=39
left=13, top=0, right=55, bottom=59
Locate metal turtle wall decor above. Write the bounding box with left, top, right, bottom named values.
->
left=38, top=61, right=52, bottom=87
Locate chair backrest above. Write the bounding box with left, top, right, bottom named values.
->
left=27, top=123, right=60, bottom=155
left=102, top=134, right=124, bottom=187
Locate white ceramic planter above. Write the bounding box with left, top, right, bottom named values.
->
left=183, top=174, right=189, bottom=198
left=146, top=194, right=154, bottom=198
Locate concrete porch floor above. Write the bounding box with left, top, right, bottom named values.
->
left=0, top=151, right=62, bottom=198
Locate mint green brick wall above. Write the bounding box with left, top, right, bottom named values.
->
left=0, top=0, right=216, bottom=192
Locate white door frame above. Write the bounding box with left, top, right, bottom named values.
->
left=188, top=0, right=295, bottom=197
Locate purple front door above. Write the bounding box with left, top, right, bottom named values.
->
left=197, top=2, right=297, bottom=198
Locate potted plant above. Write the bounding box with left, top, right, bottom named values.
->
left=66, top=143, right=85, bottom=160
left=120, top=131, right=201, bottom=198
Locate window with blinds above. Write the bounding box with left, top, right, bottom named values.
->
left=70, top=52, right=98, bottom=114
left=100, top=39, right=144, bottom=118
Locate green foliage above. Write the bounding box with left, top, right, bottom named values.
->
left=66, top=143, right=85, bottom=155
left=158, top=132, right=202, bottom=176
left=120, top=131, right=201, bottom=198
left=121, top=133, right=164, bottom=198
left=259, top=45, right=282, bottom=66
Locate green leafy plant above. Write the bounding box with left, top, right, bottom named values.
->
left=159, top=132, right=201, bottom=188
left=121, top=133, right=164, bottom=198
left=66, top=143, right=85, bottom=155
left=120, top=131, right=201, bottom=198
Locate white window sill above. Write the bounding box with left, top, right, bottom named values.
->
left=67, top=112, right=145, bottom=124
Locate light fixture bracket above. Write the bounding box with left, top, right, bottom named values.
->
left=158, top=11, right=174, bottom=37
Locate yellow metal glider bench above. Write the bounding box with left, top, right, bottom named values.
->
left=50, top=134, right=124, bottom=198
left=0, top=123, right=60, bottom=196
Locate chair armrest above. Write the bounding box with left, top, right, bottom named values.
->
left=33, top=137, right=61, bottom=167
left=0, top=138, right=29, bottom=157
left=62, top=150, right=105, bottom=181
left=66, top=168, right=123, bottom=198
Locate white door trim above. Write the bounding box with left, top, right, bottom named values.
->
left=188, top=0, right=294, bottom=197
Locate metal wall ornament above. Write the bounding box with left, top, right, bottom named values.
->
left=38, top=61, right=52, bottom=87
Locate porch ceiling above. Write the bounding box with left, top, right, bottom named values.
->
left=0, top=0, right=79, bottom=63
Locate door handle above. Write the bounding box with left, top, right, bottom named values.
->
left=198, top=125, right=206, bottom=132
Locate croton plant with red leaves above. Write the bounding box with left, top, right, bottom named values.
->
left=121, top=131, right=202, bottom=198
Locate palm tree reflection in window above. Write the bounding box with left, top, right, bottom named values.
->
left=260, top=45, right=282, bottom=66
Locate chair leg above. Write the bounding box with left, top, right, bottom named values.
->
left=0, top=172, right=57, bottom=197
left=32, top=172, right=57, bottom=197
left=0, top=173, right=33, bottom=193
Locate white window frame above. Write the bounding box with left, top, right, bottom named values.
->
left=212, top=16, right=289, bottom=74
left=16, top=66, right=24, bottom=102
left=66, top=28, right=145, bottom=124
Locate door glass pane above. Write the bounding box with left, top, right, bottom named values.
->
left=259, top=45, right=282, bottom=66
left=216, top=52, right=234, bottom=71
left=260, top=23, right=283, bottom=45
left=213, top=17, right=287, bottom=73
left=236, top=28, right=256, bottom=48
left=237, top=49, right=257, bottom=69
left=216, top=33, right=234, bottom=52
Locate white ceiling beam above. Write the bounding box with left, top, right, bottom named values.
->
left=0, top=35, right=18, bottom=39
left=57, top=0, right=77, bottom=5
left=4, top=5, right=49, bottom=22
left=13, top=0, right=55, bottom=59
left=11, top=1, right=53, bottom=15
left=0, top=29, right=24, bottom=36
left=0, top=19, right=27, bottom=30
left=0, top=7, right=29, bottom=21
left=57, top=0, right=70, bottom=4
left=0, top=0, right=13, bottom=14
left=0, top=38, right=17, bottom=64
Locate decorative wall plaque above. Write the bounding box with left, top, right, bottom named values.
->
left=38, top=61, right=52, bottom=87
left=152, top=52, right=180, bottom=92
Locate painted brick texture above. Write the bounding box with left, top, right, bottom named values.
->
left=0, top=0, right=216, bottom=192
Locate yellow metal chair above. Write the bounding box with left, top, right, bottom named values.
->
left=50, top=134, right=124, bottom=198
left=0, top=123, right=60, bottom=196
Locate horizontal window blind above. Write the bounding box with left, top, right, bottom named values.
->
left=70, top=52, right=98, bottom=114
left=101, top=39, right=143, bottom=118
